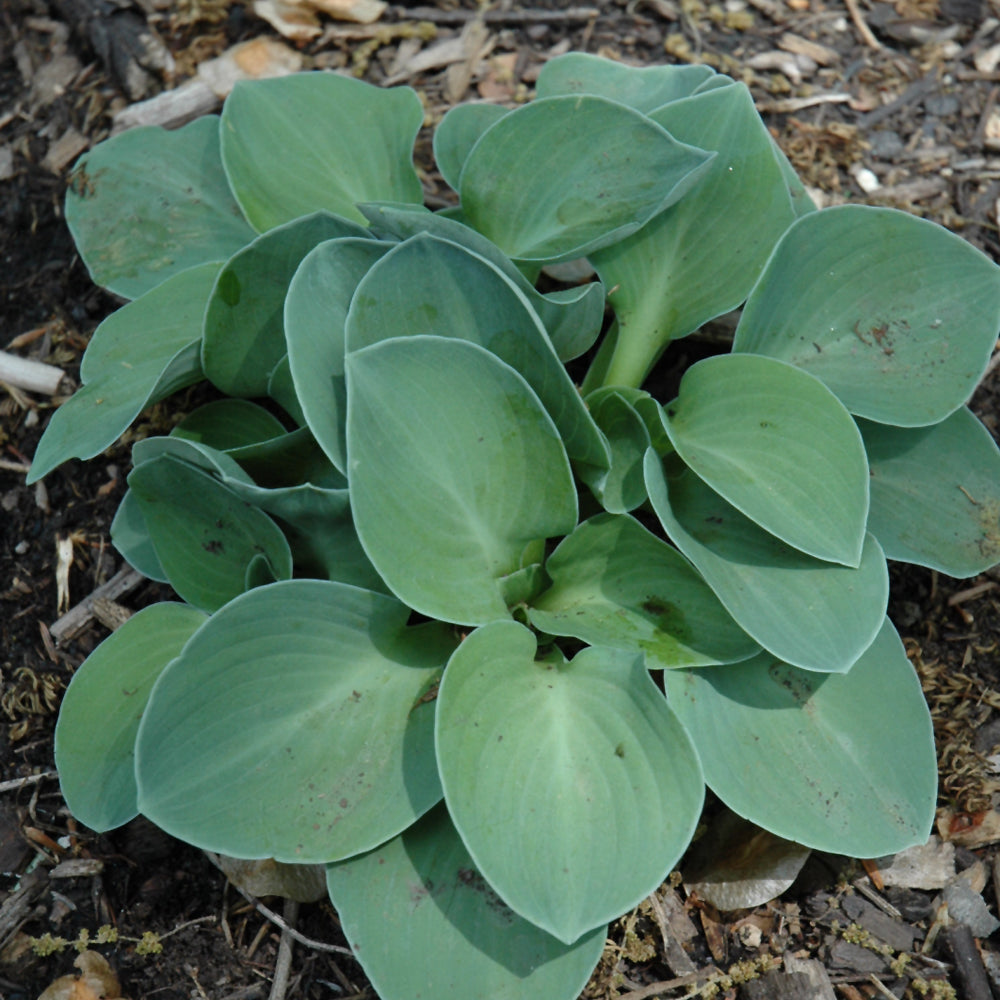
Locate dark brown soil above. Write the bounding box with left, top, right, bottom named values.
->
left=3, top=1, right=1000, bottom=999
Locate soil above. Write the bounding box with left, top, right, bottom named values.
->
left=2, top=1, right=1000, bottom=999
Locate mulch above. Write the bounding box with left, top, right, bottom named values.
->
left=2, top=1, right=1000, bottom=998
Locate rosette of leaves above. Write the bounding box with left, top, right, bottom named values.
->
left=39, top=55, right=1000, bottom=1000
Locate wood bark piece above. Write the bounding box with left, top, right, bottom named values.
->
left=945, top=923, right=995, bottom=1000
left=0, top=351, right=70, bottom=395
left=0, top=868, right=48, bottom=952
left=646, top=887, right=698, bottom=976
left=113, top=37, right=303, bottom=132
left=112, top=77, right=218, bottom=132
left=741, top=959, right=835, bottom=1000
left=840, top=894, right=918, bottom=952
left=49, top=566, right=145, bottom=644
left=390, top=5, right=599, bottom=24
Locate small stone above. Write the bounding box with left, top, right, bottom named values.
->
left=924, top=94, right=960, bottom=117
left=868, top=129, right=905, bottom=160
left=877, top=836, right=955, bottom=890
left=942, top=881, right=1000, bottom=937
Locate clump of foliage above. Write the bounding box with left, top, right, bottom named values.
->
left=35, top=54, right=1000, bottom=1000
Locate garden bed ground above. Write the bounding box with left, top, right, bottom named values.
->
left=3, top=0, right=1000, bottom=998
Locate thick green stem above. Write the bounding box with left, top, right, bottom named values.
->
left=599, top=330, right=667, bottom=390
left=585, top=298, right=676, bottom=391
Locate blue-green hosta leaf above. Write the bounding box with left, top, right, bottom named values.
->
left=220, top=72, right=423, bottom=231
left=132, top=432, right=252, bottom=481
left=126, top=434, right=376, bottom=589
left=663, top=354, right=869, bottom=567
left=346, top=234, right=609, bottom=480
left=860, top=408, right=1000, bottom=576
left=346, top=336, right=578, bottom=625
left=663, top=619, right=937, bottom=857
left=536, top=52, right=719, bottom=112
left=644, top=455, right=887, bottom=673
left=326, top=805, right=606, bottom=1000
left=589, top=82, right=798, bottom=388
left=128, top=453, right=292, bottom=612
left=136, top=580, right=455, bottom=862
left=202, top=212, right=368, bottom=398
left=224, top=426, right=333, bottom=489
left=265, top=354, right=306, bottom=427
left=115, top=434, right=250, bottom=584
left=65, top=117, right=255, bottom=299
left=54, top=603, right=207, bottom=832
left=359, top=202, right=606, bottom=362
left=242, top=482, right=383, bottom=590
left=27, top=263, right=220, bottom=485
left=768, top=134, right=817, bottom=218
left=529, top=514, right=759, bottom=668
left=436, top=621, right=704, bottom=944
left=460, top=95, right=713, bottom=263
left=582, top=388, right=650, bottom=513
left=284, top=238, right=394, bottom=473
left=734, top=205, right=1000, bottom=426
left=110, top=490, right=167, bottom=582
left=433, top=101, right=510, bottom=191
left=172, top=399, right=287, bottom=450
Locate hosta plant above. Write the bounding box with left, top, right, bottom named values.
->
left=37, top=54, right=1000, bottom=999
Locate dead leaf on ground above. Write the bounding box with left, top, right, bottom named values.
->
left=38, top=951, right=126, bottom=1000
left=476, top=52, right=519, bottom=102
left=198, top=37, right=304, bottom=97
left=683, top=811, right=811, bottom=910
left=211, top=853, right=327, bottom=903
left=937, top=806, right=1000, bottom=849
left=253, top=0, right=384, bottom=39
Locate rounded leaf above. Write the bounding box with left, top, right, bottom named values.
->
left=65, top=116, right=255, bottom=299
left=860, top=407, right=1000, bottom=576
left=172, top=399, right=287, bottom=451
left=55, top=604, right=207, bottom=831
left=285, top=238, right=393, bottom=473
left=436, top=621, right=704, bottom=944
left=136, top=580, right=454, bottom=862
left=529, top=514, right=759, bottom=668
left=664, top=354, right=869, bottom=566
left=345, top=235, right=609, bottom=477
left=201, top=212, right=368, bottom=397
left=645, top=455, right=887, bottom=673
left=359, top=202, right=606, bottom=362
left=433, top=101, right=509, bottom=191
left=663, top=619, right=937, bottom=857
left=460, top=95, right=713, bottom=263
left=536, top=52, right=719, bottom=112
left=682, top=813, right=811, bottom=910
left=220, top=72, right=423, bottom=231
left=346, top=336, right=578, bottom=625
left=27, top=263, right=220, bottom=484
left=326, top=805, right=606, bottom=1000
left=128, top=454, right=293, bottom=612
left=734, top=204, right=1000, bottom=426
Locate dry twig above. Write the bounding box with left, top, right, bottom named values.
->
left=843, top=0, right=882, bottom=49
